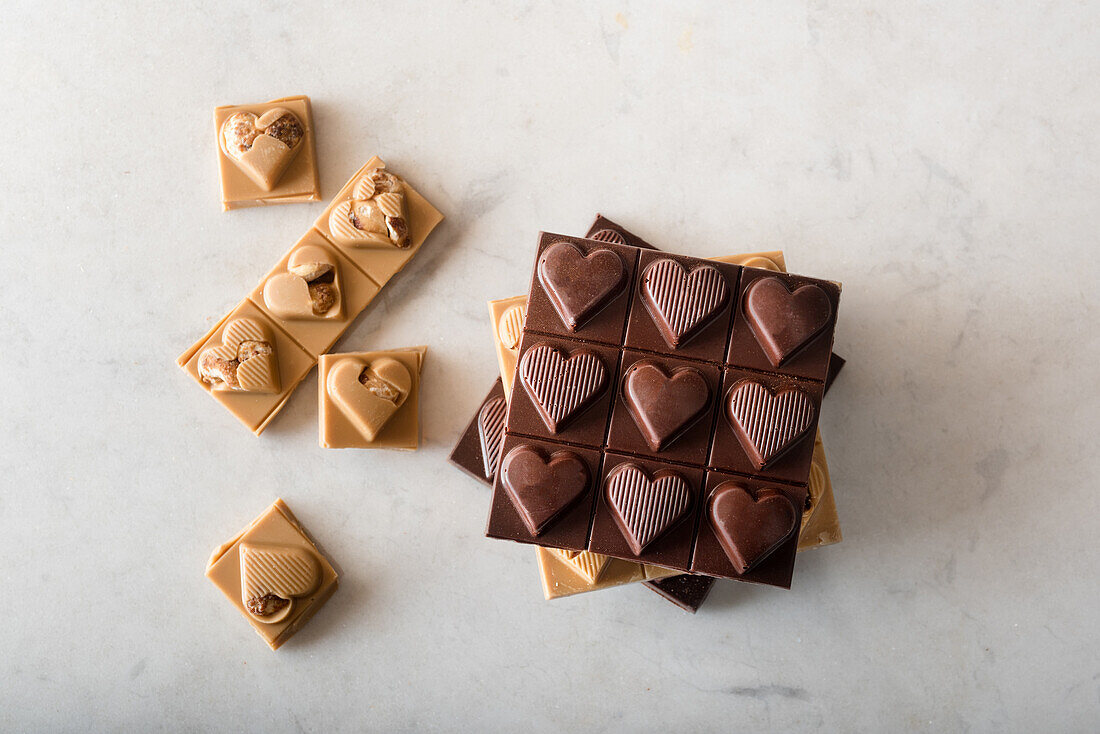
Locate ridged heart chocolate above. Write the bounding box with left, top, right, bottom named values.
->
left=725, top=380, right=815, bottom=468
left=239, top=543, right=322, bottom=624
left=743, top=277, right=832, bottom=366
left=550, top=548, right=610, bottom=584
left=537, top=241, right=626, bottom=331
left=622, top=361, right=710, bottom=451
left=519, top=344, right=608, bottom=432
left=641, top=259, right=730, bottom=348
left=476, top=396, right=507, bottom=480
left=605, top=464, right=692, bottom=554
left=708, top=483, right=797, bottom=573
left=501, top=445, right=590, bottom=536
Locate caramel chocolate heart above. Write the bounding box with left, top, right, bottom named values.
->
left=220, top=108, right=305, bottom=191
left=641, top=259, right=730, bottom=348
left=239, top=543, right=322, bottom=624
left=328, top=166, right=410, bottom=249
left=198, top=318, right=280, bottom=394
left=537, top=241, right=626, bottom=331
left=622, top=361, right=711, bottom=452
left=497, top=303, right=526, bottom=352
left=725, top=380, right=815, bottom=469
left=550, top=548, right=609, bottom=584
left=477, top=396, right=507, bottom=480
left=743, top=277, right=832, bottom=366
left=327, top=357, right=412, bottom=442
left=605, top=464, right=692, bottom=555
left=262, top=244, right=342, bottom=320
left=519, top=344, right=609, bottom=432
left=708, top=483, right=797, bottom=573
left=500, top=445, right=590, bottom=536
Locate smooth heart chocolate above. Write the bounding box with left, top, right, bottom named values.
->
left=537, top=241, right=626, bottom=331
left=221, top=108, right=304, bottom=191
left=605, top=464, right=692, bottom=555
left=725, top=380, right=815, bottom=468
left=327, top=357, right=412, bottom=442
left=622, top=361, right=711, bottom=452
left=501, top=445, right=590, bottom=536
left=199, top=318, right=280, bottom=394
left=641, top=259, right=730, bottom=348
left=262, top=244, right=342, bottom=320
left=239, top=543, right=322, bottom=624
left=519, top=344, right=608, bottom=432
left=329, top=166, right=410, bottom=248
left=708, top=483, right=797, bottom=573
left=476, top=396, right=507, bottom=480
left=743, top=277, right=832, bottom=366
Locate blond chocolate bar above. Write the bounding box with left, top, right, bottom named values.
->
left=215, top=96, right=321, bottom=210
left=319, top=347, right=426, bottom=449
left=536, top=548, right=680, bottom=599
left=206, top=499, right=339, bottom=650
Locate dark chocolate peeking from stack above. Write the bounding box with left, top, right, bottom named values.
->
left=486, top=228, right=841, bottom=585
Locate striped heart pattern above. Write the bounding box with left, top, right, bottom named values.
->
left=519, top=345, right=608, bottom=432
left=239, top=543, right=322, bottom=624
left=725, top=380, right=815, bottom=468
left=641, top=259, right=730, bottom=348
left=550, top=548, right=610, bottom=584
left=605, top=464, right=693, bottom=555
left=199, top=318, right=280, bottom=394
left=476, top=396, right=507, bottom=480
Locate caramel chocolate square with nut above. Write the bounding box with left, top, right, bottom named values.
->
left=206, top=499, right=339, bottom=650
left=178, top=299, right=316, bottom=435
left=215, top=96, right=320, bottom=210
left=318, top=347, right=426, bottom=449
left=314, top=157, right=444, bottom=287
left=248, top=229, right=382, bottom=357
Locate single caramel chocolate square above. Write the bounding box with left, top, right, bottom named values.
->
left=318, top=347, right=426, bottom=449
left=178, top=300, right=316, bottom=434
left=313, top=157, right=444, bottom=287
left=206, top=499, right=339, bottom=650
left=535, top=547, right=680, bottom=600
left=798, top=430, right=843, bottom=550
left=487, top=295, right=527, bottom=401
left=214, top=96, right=321, bottom=210
left=247, top=229, right=382, bottom=356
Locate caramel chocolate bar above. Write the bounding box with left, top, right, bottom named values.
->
left=179, top=158, right=443, bottom=434
left=215, top=96, right=321, bottom=210
left=206, top=499, right=339, bottom=650
left=319, top=347, right=426, bottom=449
left=486, top=231, right=841, bottom=585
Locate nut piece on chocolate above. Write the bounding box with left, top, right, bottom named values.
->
left=245, top=593, right=291, bottom=617
left=308, top=282, right=337, bottom=314
left=264, top=113, right=304, bottom=149
left=237, top=340, right=273, bottom=363
left=199, top=353, right=240, bottom=388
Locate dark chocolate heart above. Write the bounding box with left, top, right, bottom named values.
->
left=605, top=464, right=692, bottom=555
left=537, top=241, right=626, bottom=330
left=725, top=380, right=815, bottom=468
left=622, top=361, right=711, bottom=452
left=500, top=445, right=590, bottom=536
left=708, top=483, right=797, bottom=573
left=743, top=277, right=832, bottom=366
left=588, top=228, right=627, bottom=245
left=476, top=396, right=507, bottom=480
left=641, top=259, right=730, bottom=348
left=519, top=344, right=608, bottom=432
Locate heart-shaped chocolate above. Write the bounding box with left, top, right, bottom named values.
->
left=500, top=445, right=590, bottom=536
left=641, top=259, right=730, bottom=348
left=707, top=483, right=797, bottom=573
left=622, top=361, right=711, bottom=452
left=519, top=344, right=608, bottom=432
left=477, top=396, right=507, bottom=480
left=327, top=357, right=412, bottom=442
left=537, top=241, right=626, bottom=331
left=605, top=464, right=693, bottom=555
left=328, top=166, right=410, bottom=249
left=743, top=277, right=832, bottom=366
left=588, top=228, right=627, bottom=245
left=725, top=380, right=815, bottom=469
left=198, top=318, right=280, bottom=394
left=550, top=548, right=609, bottom=584
left=239, top=543, right=322, bottom=624
left=497, top=303, right=527, bottom=352
left=221, top=108, right=305, bottom=191
left=262, top=244, right=342, bottom=320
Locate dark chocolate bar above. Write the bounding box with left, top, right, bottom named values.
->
left=448, top=378, right=506, bottom=485
left=642, top=575, right=716, bottom=613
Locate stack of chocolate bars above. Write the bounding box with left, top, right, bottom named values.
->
left=450, top=216, right=844, bottom=612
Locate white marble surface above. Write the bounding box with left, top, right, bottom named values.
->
left=1, top=1, right=1097, bottom=731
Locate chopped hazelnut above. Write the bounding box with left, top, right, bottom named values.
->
left=370, top=170, right=402, bottom=193
left=246, top=593, right=290, bottom=617
left=237, top=340, right=273, bottom=362
left=359, top=370, right=401, bottom=402
left=199, top=353, right=240, bottom=388
left=221, top=113, right=259, bottom=159
left=308, top=282, right=337, bottom=314
left=288, top=261, right=333, bottom=282
left=386, top=216, right=410, bottom=248
left=264, top=113, right=304, bottom=149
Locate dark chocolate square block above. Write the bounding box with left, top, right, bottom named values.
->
left=691, top=471, right=805, bottom=587
left=485, top=434, right=603, bottom=553
left=523, top=232, right=640, bottom=346
left=726, top=267, right=841, bottom=382
left=585, top=214, right=659, bottom=251
left=625, top=250, right=741, bottom=364
left=587, top=453, right=705, bottom=569
left=506, top=332, right=620, bottom=449
left=709, top=368, right=824, bottom=485
left=448, top=378, right=506, bottom=486
left=606, top=350, right=722, bottom=466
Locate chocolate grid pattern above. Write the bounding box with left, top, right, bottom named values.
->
left=487, top=230, right=839, bottom=583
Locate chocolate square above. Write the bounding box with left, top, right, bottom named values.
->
left=448, top=379, right=506, bottom=485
